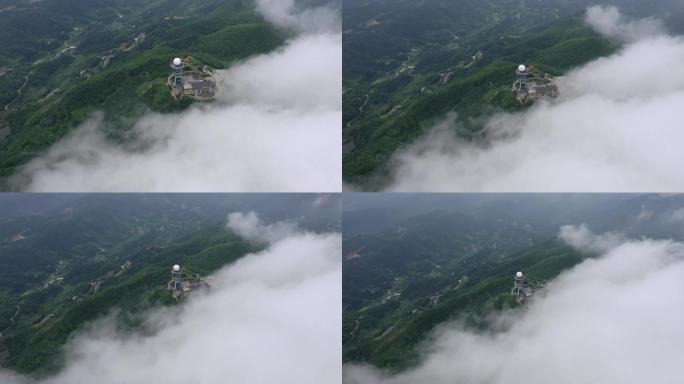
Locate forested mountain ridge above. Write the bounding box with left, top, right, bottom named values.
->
left=0, top=0, right=286, bottom=184
left=0, top=194, right=341, bottom=375
left=342, top=0, right=684, bottom=188
left=342, top=194, right=684, bottom=369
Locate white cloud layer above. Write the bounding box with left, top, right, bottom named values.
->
left=227, top=211, right=298, bottom=243
left=10, top=3, right=341, bottom=192
left=344, top=226, right=684, bottom=384
left=385, top=6, right=684, bottom=192
left=558, top=223, right=626, bottom=254
left=664, top=207, right=684, bottom=223
left=256, top=0, right=340, bottom=33
left=585, top=5, right=664, bottom=42
left=0, top=214, right=341, bottom=384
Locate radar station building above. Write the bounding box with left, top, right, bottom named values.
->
left=168, top=264, right=210, bottom=300
left=513, top=271, right=530, bottom=304
left=513, top=64, right=558, bottom=101
left=168, top=57, right=216, bottom=101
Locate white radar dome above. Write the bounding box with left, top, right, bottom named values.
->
left=518, top=64, right=526, bottom=72
left=173, top=58, right=182, bottom=66
left=516, top=271, right=523, bottom=278
left=173, top=264, right=180, bottom=272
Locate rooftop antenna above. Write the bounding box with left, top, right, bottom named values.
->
left=515, top=64, right=528, bottom=94
left=171, top=58, right=183, bottom=89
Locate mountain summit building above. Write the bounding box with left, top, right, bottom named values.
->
left=513, top=64, right=558, bottom=101
left=168, top=57, right=217, bottom=101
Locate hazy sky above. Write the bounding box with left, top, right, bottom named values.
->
left=11, top=0, right=341, bottom=192
left=385, top=6, right=684, bottom=192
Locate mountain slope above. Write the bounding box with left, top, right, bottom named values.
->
left=0, top=194, right=344, bottom=375
left=0, top=0, right=285, bottom=184
left=343, top=8, right=616, bottom=186
left=342, top=194, right=684, bottom=369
